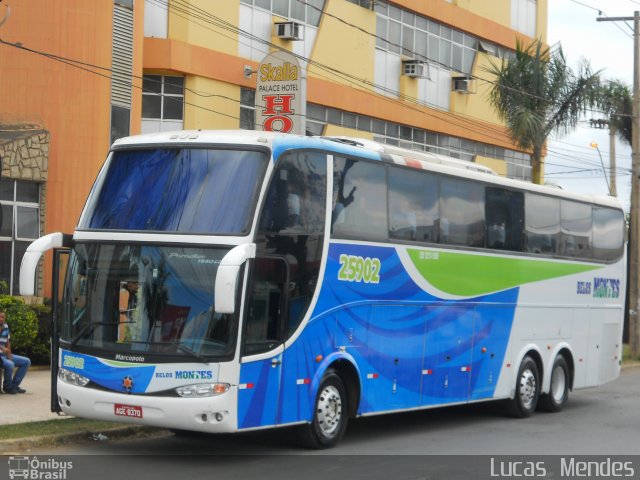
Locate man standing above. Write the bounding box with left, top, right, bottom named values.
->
left=0, top=309, right=30, bottom=394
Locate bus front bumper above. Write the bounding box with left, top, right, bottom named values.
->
left=57, top=381, right=238, bottom=433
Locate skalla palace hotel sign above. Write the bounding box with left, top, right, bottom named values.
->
left=256, top=50, right=306, bottom=135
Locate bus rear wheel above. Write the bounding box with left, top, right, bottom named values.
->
left=538, top=355, right=570, bottom=412
left=300, top=370, right=348, bottom=449
left=506, top=355, right=539, bottom=418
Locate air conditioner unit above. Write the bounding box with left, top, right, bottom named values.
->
left=453, top=77, right=473, bottom=93
left=402, top=60, right=426, bottom=78
left=275, top=21, right=304, bottom=41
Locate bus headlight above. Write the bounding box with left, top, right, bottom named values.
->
left=58, top=368, right=90, bottom=386
left=175, top=383, right=230, bottom=398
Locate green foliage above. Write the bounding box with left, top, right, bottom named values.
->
left=484, top=39, right=600, bottom=183
left=598, top=79, right=632, bottom=146
left=0, top=281, right=8, bottom=295
left=0, top=296, right=51, bottom=364
left=0, top=295, right=38, bottom=352
left=24, top=303, right=52, bottom=364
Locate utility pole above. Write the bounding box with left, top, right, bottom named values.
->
left=598, top=13, right=640, bottom=357
left=610, top=125, right=618, bottom=197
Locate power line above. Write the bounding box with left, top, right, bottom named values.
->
left=3, top=2, right=626, bottom=177
left=156, top=0, right=621, bottom=156
left=567, top=0, right=635, bottom=37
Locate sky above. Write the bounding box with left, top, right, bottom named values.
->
left=546, top=0, right=636, bottom=211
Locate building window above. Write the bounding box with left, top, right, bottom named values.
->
left=141, top=75, right=185, bottom=133
left=240, top=88, right=256, bottom=130
left=0, top=179, right=40, bottom=295
left=111, top=0, right=134, bottom=144
left=240, top=0, right=326, bottom=27
left=511, top=0, right=537, bottom=38
left=345, top=0, right=374, bottom=8
left=374, top=0, right=479, bottom=76
left=306, top=103, right=531, bottom=179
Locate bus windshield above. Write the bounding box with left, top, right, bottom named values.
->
left=61, top=243, right=237, bottom=360
left=80, top=148, right=267, bottom=234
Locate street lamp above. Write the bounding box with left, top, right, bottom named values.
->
left=590, top=141, right=611, bottom=195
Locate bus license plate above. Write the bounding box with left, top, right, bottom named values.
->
left=114, top=404, right=143, bottom=418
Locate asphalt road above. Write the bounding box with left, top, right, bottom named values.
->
left=17, top=368, right=640, bottom=480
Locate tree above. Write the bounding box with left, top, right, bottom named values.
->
left=598, top=79, right=632, bottom=147
left=485, top=39, right=601, bottom=184
left=596, top=79, right=632, bottom=197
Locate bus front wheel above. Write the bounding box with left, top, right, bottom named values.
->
left=538, top=355, right=570, bottom=412
left=300, top=369, right=348, bottom=449
left=506, top=356, right=540, bottom=418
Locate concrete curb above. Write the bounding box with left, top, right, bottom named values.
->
left=2, top=363, right=637, bottom=451
left=622, top=361, right=640, bottom=370
left=0, top=425, right=170, bottom=453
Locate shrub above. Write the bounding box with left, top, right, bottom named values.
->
left=24, top=303, right=52, bottom=365
left=0, top=295, right=38, bottom=353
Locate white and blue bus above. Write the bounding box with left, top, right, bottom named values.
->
left=21, top=131, right=626, bottom=448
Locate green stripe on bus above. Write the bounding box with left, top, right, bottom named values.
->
left=407, top=249, right=602, bottom=297
left=103, top=359, right=149, bottom=367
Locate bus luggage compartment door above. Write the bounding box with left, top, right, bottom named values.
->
left=363, top=305, right=424, bottom=412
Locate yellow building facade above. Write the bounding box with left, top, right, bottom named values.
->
left=142, top=0, right=546, bottom=181
left=0, top=0, right=546, bottom=295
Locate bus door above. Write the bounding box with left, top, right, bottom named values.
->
left=421, top=304, right=475, bottom=406
left=237, top=257, right=288, bottom=429
left=51, top=248, right=70, bottom=413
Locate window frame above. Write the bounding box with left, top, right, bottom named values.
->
left=0, top=179, right=41, bottom=295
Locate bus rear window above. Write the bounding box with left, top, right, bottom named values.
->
left=81, top=148, right=267, bottom=234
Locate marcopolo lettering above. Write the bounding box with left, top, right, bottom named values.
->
left=114, top=353, right=145, bottom=363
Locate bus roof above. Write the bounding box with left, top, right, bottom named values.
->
left=111, top=130, right=624, bottom=211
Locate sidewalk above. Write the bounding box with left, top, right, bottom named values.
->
left=3, top=362, right=640, bottom=427
left=1, top=362, right=639, bottom=450
left=0, top=367, right=65, bottom=425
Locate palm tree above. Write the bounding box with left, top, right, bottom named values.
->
left=485, top=39, right=601, bottom=184
left=596, top=79, right=632, bottom=197
left=599, top=79, right=632, bottom=145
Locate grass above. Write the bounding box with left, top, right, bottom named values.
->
left=623, top=344, right=640, bottom=363
left=0, top=418, right=123, bottom=440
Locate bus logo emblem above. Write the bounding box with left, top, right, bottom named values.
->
left=122, top=376, right=134, bottom=392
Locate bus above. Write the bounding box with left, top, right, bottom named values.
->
left=20, top=131, right=626, bottom=448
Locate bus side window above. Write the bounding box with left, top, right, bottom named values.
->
left=593, top=207, right=624, bottom=261
left=243, top=257, right=288, bottom=355
left=439, top=177, right=485, bottom=247
left=525, top=193, right=560, bottom=254
left=331, top=157, right=387, bottom=240
left=560, top=200, right=592, bottom=258
left=485, top=187, right=524, bottom=251
left=388, top=167, right=438, bottom=242
left=253, top=151, right=328, bottom=345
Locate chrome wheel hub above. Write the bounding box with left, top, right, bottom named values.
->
left=519, top=368, right=537, bottom=409
left=316, top=385, right=342, bottom=437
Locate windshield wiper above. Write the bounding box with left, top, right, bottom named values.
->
left=170, top=341, right=210, bottom=366
left=69, top=321, right=127, bottom=347
left=126, top=339, right=210, bottom=366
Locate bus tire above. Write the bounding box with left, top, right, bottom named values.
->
left=506, top=355, right=539, bottom=418
left=538, top=355, right=570, bottom=413
left=300, top=370, right=348, bottom=449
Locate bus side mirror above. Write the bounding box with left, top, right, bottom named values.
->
left=215, top=243, right=256, bottom=314
left=19, top=232, right=73, bottom=296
